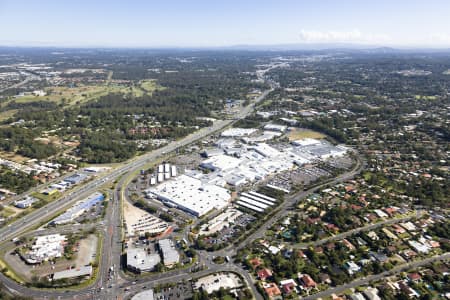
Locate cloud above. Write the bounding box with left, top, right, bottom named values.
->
left=428, top=33, right=450, bottom=45
left=299, top=29, right=391, bottom=44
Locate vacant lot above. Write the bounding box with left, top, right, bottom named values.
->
left=75, top=234, right=98, bottom=267
left=287, top=128, right=325, bottom=141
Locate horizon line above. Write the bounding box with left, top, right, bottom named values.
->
left=1, top=42, right=450, bottom=51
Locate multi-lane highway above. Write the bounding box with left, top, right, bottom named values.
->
left=0, top=81, right=274, bottom=298
left=2, top=63, right=434, bottom=300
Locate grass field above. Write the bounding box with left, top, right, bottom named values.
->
left=414, top=95, right=437, bottom=100
left=0, top=206, right=19, bottom=218
left=287, top=128, right=326, bottom=141
left=31, top=191, right=61, bottom=202
left=0, top=109, right=19, bottom=122
left=0, top=151, right=29, bottom=163
left=139, top=79, right=165, bottom=93
left=0, top=79, right=165, bottom=114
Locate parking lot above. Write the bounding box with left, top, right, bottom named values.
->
left=153, top=280, right=193, bottom=300
left=199, top=212, right=256, bottom=248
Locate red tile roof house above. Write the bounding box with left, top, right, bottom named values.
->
left=384, top=207, right=398, bottom=217
left=297, top=250, right=308, bottom=259
left=280, top=279, right=298, bottom=295
left=342, top=239, right=356, bottom=250
left=257, top=268, right=273, bottom=281
left=298, top=273, right=318, bottom=293
left=263, top=282, right=282, bottom=299
left=249, top=258, right=262, bottom=269
left=407, top=272, right=422, bottom=282
left=392, top=224, right=406, bottom=234
left=325, top=223, right=340, bottom=233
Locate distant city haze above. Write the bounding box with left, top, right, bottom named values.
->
left=1, top=0, right=450, bottom=48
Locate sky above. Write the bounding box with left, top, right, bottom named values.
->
left=1, top=0, right=450, bottom=48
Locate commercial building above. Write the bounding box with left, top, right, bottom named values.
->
left=50, top=192, right=104, bottom=225
left=127, top=248, right=161, bottom=273
left=24, top=234, right=66, bottom=264
left=132, top=290, right=155, bottom=300
left=146, top=174, right=231, bottom=217
left=64, top=173, right=88, bottom=185
left=264, top=124, right=287, bottom=132
left=158, top=239, right=179, bottom=267
left=53, top=265, right=92, bottom=280
left=14, top=196, right=38, bottom=208
left=291, top=139, right=347, bottom=160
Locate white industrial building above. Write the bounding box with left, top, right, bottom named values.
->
left=199, top=144, right=298, bottom=187
left=264, top=124, right=287, bottom=132
left=146, top=174, right=231, bottom=217
left=221, top=128, right=257, bottom=137
left=292, top=138, right=321, bottom=147
left=127, top=248, right=161, bottom=272
left=158, top=239, right=179, bottom=267
left=291, top=139, right=348, bottom=160
left=25, top=234, right=66, bottom=264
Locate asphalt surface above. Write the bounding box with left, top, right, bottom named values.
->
left=0, top=82, right=273, bottom=299
left=301, top=252, right=450, bottom=300
left=1, top=64, right=438, bottom=300
left=288, top=210, right=424, bottom=249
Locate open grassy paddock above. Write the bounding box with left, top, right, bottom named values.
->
left=287, top=128, right=326, bottom=141
left=0, top=79, right=165, bottom=117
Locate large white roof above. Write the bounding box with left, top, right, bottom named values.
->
left=148, top=175, right=230, bottom=216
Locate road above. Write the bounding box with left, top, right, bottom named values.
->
left=301, top=252, right=450, bottom=300
left=0, top=75, right=34, bottom=93
left=233, top=154, right=365, bottom=254
left=116, top=152, right=365, bottom=300
left=289, top=210, right=424, bottom=249
left=0, top=84, right=273, bottom=299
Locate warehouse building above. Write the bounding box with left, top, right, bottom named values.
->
left=146, top=174, right=231, bottom=217
left=50, top=192, right=104, bottom=225
left=236, top=191, right=276, bottom=213
left=64, top=173, right=88, bottom=185
left=264, top=124, right=287, bottom=132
